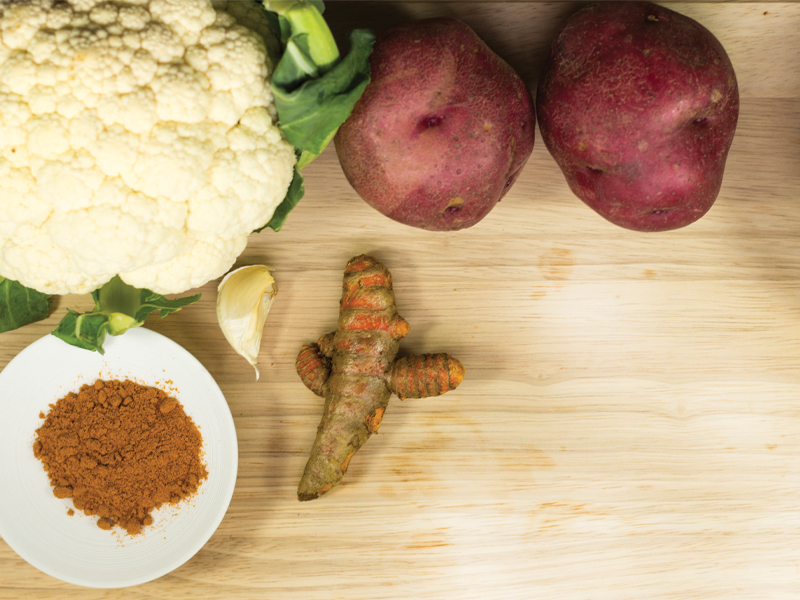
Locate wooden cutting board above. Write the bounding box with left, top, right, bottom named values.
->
left=2, top=3, right=799, bottom=598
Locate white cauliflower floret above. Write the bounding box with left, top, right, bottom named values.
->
left=0, top=0, right=295, bottom=295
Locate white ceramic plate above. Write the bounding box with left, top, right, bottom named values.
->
left=0, top=327, right=238, bottom=588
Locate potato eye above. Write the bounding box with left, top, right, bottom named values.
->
left=422, top=115, right=444, bottom=128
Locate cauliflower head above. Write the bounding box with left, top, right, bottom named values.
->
left=0, top=0, right=295, bottom=295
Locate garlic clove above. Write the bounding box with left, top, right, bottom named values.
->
left=216, top=265, right=278, bottom=380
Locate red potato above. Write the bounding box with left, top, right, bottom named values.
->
left=334, top=17, right=535, bottom=231
left=537, top=2, right=739, bottom=232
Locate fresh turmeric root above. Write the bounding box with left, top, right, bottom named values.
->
left=295, top=255, right=464, bottom=501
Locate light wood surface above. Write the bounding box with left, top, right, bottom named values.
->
left=2, top=2, right=800, bottom=598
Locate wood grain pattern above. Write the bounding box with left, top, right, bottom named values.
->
left=2, top=2, right=800, bottom=598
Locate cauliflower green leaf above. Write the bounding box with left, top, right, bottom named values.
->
left=52, top=277, right=200, bottom=354
left=260, top=158, right=306, bottom=233
left=0, top=277, right=51, bottom=333
left=261, top=0, right=375, bottom=231
left=273, top=28, right=375, bottom=167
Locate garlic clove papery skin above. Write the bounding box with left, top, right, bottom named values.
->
left=216, top=265, right=278, bottom=380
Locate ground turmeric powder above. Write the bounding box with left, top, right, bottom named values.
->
left=33, top=379, right=207, bottom=535
left=295, top=255, right=464, bottom=501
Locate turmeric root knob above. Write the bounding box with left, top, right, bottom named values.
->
left=296, top=344, right=330, bottom=397
left=295, top=255, right=465, bottom=501
left=388, top=353, right=465, bottom=400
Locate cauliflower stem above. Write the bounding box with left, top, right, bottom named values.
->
left=267, top=0, right=339, bottom=74
left=52, top=277, right=200, bottom=354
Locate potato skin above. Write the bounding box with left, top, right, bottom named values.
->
left=334, top=17, right=535, bottom=231
left=537, top=2, right=739, bottom=232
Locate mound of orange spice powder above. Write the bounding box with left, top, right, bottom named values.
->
left=33, top=379, right=208, bottom=535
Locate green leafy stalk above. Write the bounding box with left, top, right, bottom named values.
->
left=260, top=0, right=375, bottom=232
left=52, top=276, right=200, bottom=354
left=0, top=277, right=51, bottom=333
left=273, top=28, right=375, bottom=167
